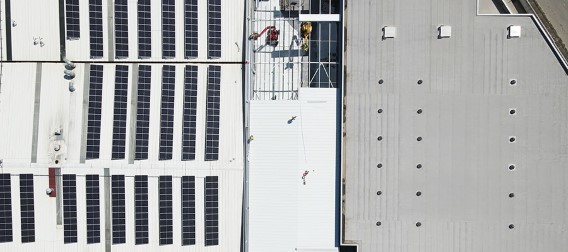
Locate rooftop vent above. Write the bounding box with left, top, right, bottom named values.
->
left=438, top=25, right=452, bottom=38
left=382, top=26, right=396, bottom=39
left=508, top=25, right=521, bottom=38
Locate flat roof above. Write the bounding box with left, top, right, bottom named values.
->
left=342, top=0, right=568, bottom=251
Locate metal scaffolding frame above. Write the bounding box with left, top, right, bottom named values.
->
left=248, top=0, right=341, bottom=100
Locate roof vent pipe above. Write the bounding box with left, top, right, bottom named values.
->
left=63, top=57, right=76, bottom=70
left=69, top=82, right=76, bottom=92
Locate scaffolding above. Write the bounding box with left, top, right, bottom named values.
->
left=247, top=0, right=341, bottom=100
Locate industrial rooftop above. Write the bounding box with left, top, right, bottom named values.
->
left=343, top=0, right=568, bottom=251
left=0, top=0, right=568, bottom=252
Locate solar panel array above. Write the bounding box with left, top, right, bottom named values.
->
left=207, top=0, right=222, bottom=58
left=160, top=66, right=176, bottom=160
left=19, top=174, right=35, bottom=243
left=135, top=65, right=152, bottom=160
left=159, top=176, right=173, bottom=245
left=63, top=174, right=78, bottom=244
left=0, top=174, right=224, bottom=246
left=205, top=66, right=221, bottom=161
left=182, top=65, right=198, bottom=160
left=89, top=0, right=103, bottom=58
left=162, top=0, right=176, bottom=58
left=185, top=0, right=199, bottom=58
left=66, top=0, right=230, bottom=59
left=81, top=64, right=226, bottom=162
left=112, top=65, right=129, bottom=160
left=86, top=65, right=103, bottom=160
left=115, top=0, right=129, bottom=58
left=0, top=174, right=12, bottom=243
left=134, top=175, right=149, bottom=245
left=86, top=175, right=100, bottom=244
left=65, top=0, right=80, bottom=39
left=204, top=176, right=219, bottom=246
left=111, top=175, right=126, bottom=244
left=138, top=0, right=152, bottom=58
left=181, top=176, right=196, bottom=245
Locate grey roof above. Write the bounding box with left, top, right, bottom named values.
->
left=343, top=0, right=568, bottom=251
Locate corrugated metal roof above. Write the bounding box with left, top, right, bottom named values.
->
left=248, top=89, right=337, bottom=252
left=343, top=0, right=568, bottom=251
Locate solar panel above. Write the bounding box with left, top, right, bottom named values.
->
left=111, top=175, right=126, bottom=244
left=134, top=175, right=149, bottom=245
left=204, top=176, right=219, bottom=246
left=112, top=65, right=129, bottom=160
left=86, top=175, right=100, bottom=244
left=159, top=65, right=175, bottom=160
left=0, top=173, right=12, bottom=243
left=138, top=0, right=152, bottom=58
left=205, top=66, right=221, bottom=161
left=185, top=0, right=198, bottom=58
left=115, top=0, right=129, bottom=58
left=162, top=0, right=176, bottom=58
left=181, top=176, right=196, bottom=245
left=63, top=174, right=78, bottom=244
left=159, top=176, right=173, bottom=245
left=86, top=65, right=103, bottom=160
left=135, top=65, right=151, bottom=160
left=19, top=174, right=35, bottom=243
left=89, top=0, right=103, bottom=58
left=182, top=65, right=198, bottom=160
left=207, top=0, right=221, bottom=58
left=65, top=0, right=80, bottom=39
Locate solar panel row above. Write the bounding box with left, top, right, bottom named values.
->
left=89, top=0, right=103, bottom=58
left=138, top=0, right=152, bottom=58
left=86, top=65, right=104, bottom=160
left=162, top=0, right=176, bottom=58
left=111, top=175, right=126, bottom=244
left=182, top=65, right=199, bottom=160
left=205, top=66, right=221, bottom=161
left=159, top=66, right=176, bottom=160
left=185, top=0, right=199, bottom=58
left=63, top=174, right=78, bottom=243
left=112, top=65, right=129, bottom=160
left=159, top=176, right=173, bottom=245
left=134, top=175, right=149, bottom=244
left=207, top=0, right=222, bottom=58
left=135, top=65, right=152, bottom=160
left=0, top=174, right=12, bottom=243
left=86, top=175, right=101, bottom=244
left=204, top=176, right=219, bottom=246
left=115, top=0, right=129, bottom=58
left=181, top=176, right=196, bottom=245
left=65, top=0, right=80, bottom=39
left=19, top=174, right=35, bottom=243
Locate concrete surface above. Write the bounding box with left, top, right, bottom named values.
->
left=530, top=0, right=568, bottom=59
left=343, top=0, right=568, bottom=251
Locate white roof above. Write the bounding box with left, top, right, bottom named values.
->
left=248, top=89, right=338, bottom=252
